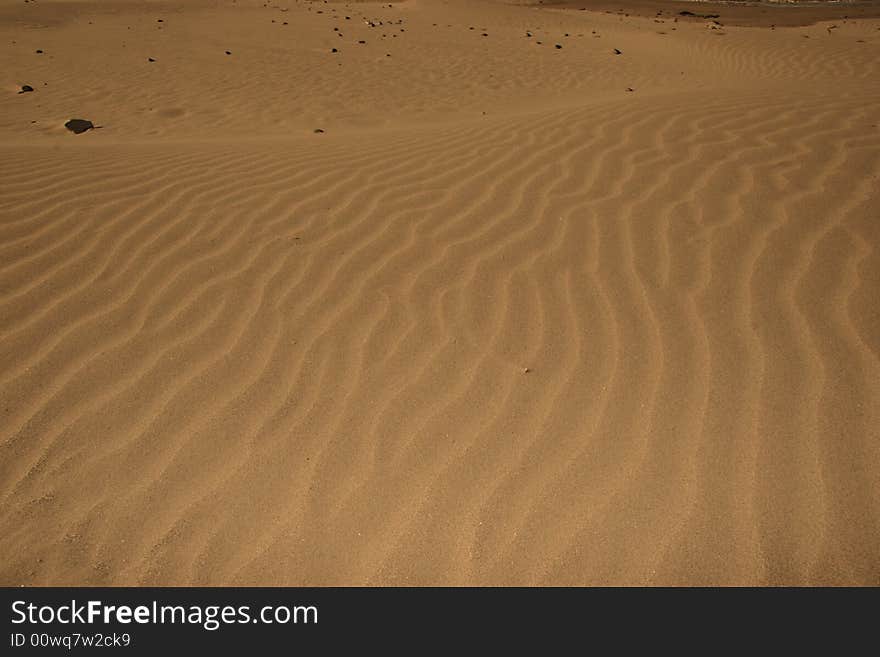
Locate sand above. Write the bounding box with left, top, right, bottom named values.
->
left=1, top=0, right=879, bottom=586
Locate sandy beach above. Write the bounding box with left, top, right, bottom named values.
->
left=1, top=0, right=878, bottom=585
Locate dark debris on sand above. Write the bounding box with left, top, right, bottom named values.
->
left=64, top=119, right=95, bottom=134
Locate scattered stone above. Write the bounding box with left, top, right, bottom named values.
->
left=331, top=47, right=338, bottom=53
left=225, top=50, right=232, bottom=55
left=148, top=57, right=156, bottom=62
left=18, top=85, right=34, bottom=94
left=35, top=49, right=43, bottom=54
left=313, top=128, right=324, bottom=133
left=613, top=48, right=622, bottom=54
left=555, top=44, right=562, bottom=49
left=64, top=118, right=94, bottom=134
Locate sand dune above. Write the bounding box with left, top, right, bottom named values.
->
left=1, top=0, right=879, bottom=585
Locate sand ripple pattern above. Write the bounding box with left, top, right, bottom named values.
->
left=1, top=82, right=879, bottom=584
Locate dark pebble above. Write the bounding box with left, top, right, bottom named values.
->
left=19, top=85, right=34, bottom=94
left=64, top=118, right=94, bottom=134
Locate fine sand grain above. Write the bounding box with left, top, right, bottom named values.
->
left=1, top=0, right=879, bottom=585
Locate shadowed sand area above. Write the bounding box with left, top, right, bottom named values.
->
left=1, top=0, right=879, bottom=585
left=539, top=0, right=880, bottom=27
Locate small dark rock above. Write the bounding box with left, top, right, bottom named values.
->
left=64, top=118, right=94, bottom=134
left=613, top=48, right=622, bottom=54
left=314, top=128, right=324, bottom=133
left=18, top=85, right=34, bottom=94
left=148, top=57, right=156, bottom=62
left=225, top=50, right=231, bottom=55
left=35, top=49, right=43, bottom=54
left=555, top=44, right=562, bottom=49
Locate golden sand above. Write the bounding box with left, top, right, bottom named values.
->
left=1, top=0, right=879, bottom=585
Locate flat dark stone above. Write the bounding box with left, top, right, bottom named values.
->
left=64, top=119, right=94, bottom=134
left=19, top=85, right=34, bottom=94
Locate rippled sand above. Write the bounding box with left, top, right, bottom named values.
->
left=1, top=0, right=878, bottom=585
